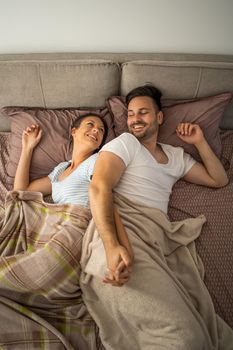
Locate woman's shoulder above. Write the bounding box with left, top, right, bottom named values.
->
left=51, top=160, right=71, bottom=175
left=86, top=153, right=98, bottom=165
left=48, top=160, right=70, bottom=181
left=54, top=160, right=71, bottom=170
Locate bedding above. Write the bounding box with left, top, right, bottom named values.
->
left=0, top=129, right=232, bottom=350
left=0, top=190, right=100, bottom=350
left=0, top=133, right=11, bottom=204
left=168, top=130, right=233, bottom=327
left=1, top=106, right=115, bottom=185
left=0, top=52, right=233, bottom=349
left=80, top=193, right=233, bottom=350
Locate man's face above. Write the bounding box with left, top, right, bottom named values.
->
left=127, top=96, right=162, bottom=141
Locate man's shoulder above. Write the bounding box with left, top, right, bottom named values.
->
left=113, top=132, right=136, bottom=142
left=159, top=142, right=184, bottom=154
left=159, top=142, right=195, bottom=166
left=103, top=132, right=138, bottom=148
left=100, top=132, right=140, bottom=164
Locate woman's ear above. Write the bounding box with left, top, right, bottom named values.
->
left=71, top=127, right=76, bottom=136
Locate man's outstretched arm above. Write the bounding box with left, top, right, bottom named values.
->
left=89, top=151, right=133, bottom=285
left=177, top=123, right=228, bottom=187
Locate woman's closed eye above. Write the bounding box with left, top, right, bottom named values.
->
left=87, top=121, right=104, bottom=133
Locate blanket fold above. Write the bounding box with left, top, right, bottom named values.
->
left=80, top=193, right=233, bottom=350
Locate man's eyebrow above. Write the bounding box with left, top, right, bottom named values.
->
left=128, top=107, right=149, bottom=112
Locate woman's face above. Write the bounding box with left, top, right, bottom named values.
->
left=72, top=116, right=105, bottom=151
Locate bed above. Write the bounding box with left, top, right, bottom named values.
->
left=0, top=52, right=233, bottom=349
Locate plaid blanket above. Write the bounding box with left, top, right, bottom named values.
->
left=0, top=190, right=101, bottom=350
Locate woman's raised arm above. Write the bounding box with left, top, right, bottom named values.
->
left=14, top=124, right=52, bottom=196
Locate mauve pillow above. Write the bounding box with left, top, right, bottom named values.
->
left=107, top=92, right=233, bottom=162
left=1, top=106, right=115, bottom=185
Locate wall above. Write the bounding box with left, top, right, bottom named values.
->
left=0, top=0, right=232, bottom=55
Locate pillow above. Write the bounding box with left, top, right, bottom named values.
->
left=2, top=106, right=115, bottom=185
left=107, top=92, right=233, bottom=161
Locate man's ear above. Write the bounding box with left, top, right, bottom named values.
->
left=157, top=111, right=164, bottom=125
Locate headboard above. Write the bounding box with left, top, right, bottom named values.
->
left=0, top=52, right=233, bottom=131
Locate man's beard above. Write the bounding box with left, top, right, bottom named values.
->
left=130, top=128, right=147, bottom=140
left=129, top=121, right=158, bottom=141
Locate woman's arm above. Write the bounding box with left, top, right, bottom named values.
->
left=14, top=124, right=52, bottom=196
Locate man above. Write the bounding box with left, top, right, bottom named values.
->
left=89, top=84, right=228, bottom=285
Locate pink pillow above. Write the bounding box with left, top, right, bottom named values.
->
left=107, top=92, right=232, bottom=161
left=2, top=106, right=115, bottom=184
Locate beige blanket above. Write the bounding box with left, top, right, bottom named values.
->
left=80, top=194, right=233, bottom=350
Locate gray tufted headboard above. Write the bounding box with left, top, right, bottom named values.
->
left=0, top=52, right=232, bottom=131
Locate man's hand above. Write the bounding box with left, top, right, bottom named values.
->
left=22, top=124, right=42, bottom=151
left=176, top=123, right=204, bottom=146
left=178, top=122, right=228, bottom=188
left=103, top=244, right=133, bottom=286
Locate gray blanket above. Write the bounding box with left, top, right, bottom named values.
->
left=80, top=194, right=233, bottom=350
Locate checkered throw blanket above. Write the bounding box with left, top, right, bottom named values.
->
left=0, top=190, right=101, bottom=350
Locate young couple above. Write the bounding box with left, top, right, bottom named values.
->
left=14, top=84, right=228, bottom=286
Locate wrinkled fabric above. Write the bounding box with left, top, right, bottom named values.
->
left=0, top=190, right=100, bottom=350
left=81, top=194, right=233, bottom=350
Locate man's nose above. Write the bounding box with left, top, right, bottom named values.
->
left=132, top=114, right=142, bottom=122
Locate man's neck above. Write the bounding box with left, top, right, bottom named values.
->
left=141, top=134, right=158, bottom=155
left=142, top=139, right=168, bottom=164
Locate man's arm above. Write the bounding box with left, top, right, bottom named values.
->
left=177, top=123, right=228, bottom=187
left=89, top=151, right=133, bottom=284
left=113, top=205, right=134, bottom=261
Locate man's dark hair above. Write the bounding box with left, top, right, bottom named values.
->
left=72, top=113, right=108, bottom=150
left=125, top=84, right=162, bottom=111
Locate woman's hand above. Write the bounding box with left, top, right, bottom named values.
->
left=103, top=244, right=133, bottom=286
left=22, top=124, right=42, bottom=150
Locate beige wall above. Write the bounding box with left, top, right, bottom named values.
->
left=0, top=0, right=232, bottom=54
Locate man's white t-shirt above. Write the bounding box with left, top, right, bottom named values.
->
left=100, top=133, right=196, bottom=213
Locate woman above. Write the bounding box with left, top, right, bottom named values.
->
left=14, top=113, right=107, bottom=202
left=14, top=113, right=133, bottom=283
